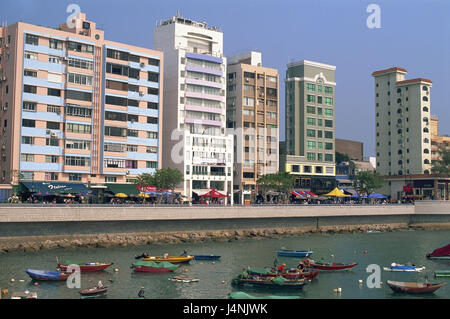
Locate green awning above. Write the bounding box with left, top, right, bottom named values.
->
left=21, top=182, right=92, bottom=195
left=105, top=183, right=139, bottom=196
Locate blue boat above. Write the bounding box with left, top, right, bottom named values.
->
left=383, top=263, right=425, bottom=272
left=26, top=269, right=70, bottom=281
left=277, top=250, right=313, bottom=258
left=193, top=255, right=221, bottom=260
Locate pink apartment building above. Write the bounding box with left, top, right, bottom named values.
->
left=0, top=13, right=163, bottom=201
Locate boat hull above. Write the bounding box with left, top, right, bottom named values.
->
left=233, top=279, right=307, bottom=290
left=277, top=250, right=313, bottom=257
left=142, top=256, right=194, bottom=263
left=193, top=255, right=221, bottom=260
left=58, top=263, right=113, bottom=272
left=26, top=269, right=70, bottom=281
left=133, top=266, right=175, bottom=273
left=386, top=281, right=446, bottom=294
left=79, top=287, right=108, bottom=297
left=383, top=267, right=425, bottom=272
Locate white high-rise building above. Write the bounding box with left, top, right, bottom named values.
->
left=154, top=14, right=233, bottom=204
left=372, top=67, right=432, bottom=176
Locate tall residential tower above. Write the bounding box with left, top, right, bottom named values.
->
left=154, top=14, right=233, bottom=203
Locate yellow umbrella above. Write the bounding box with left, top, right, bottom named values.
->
left=324, top=187, right=351, bottom=197
left=138, top=193, right=149, bottom=198
left=115, top=193, right=128, bottom=198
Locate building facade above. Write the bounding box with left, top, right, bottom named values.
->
left=226, top=52, right=279, bottom=204
left=430, top=116, right=450, bottom=165
left=335, top=138, right=363, bottom=161
left=283, top=60, right=336, bottom=194
left=0, top=13, right=163, bottom=192
left=372, top=67, right=432, bottom=176
left=153, top=14, right=233, bottom=203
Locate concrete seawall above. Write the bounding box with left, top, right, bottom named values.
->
left=0, top=201, right=449, bottom=253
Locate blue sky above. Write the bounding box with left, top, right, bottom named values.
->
left=2, top=0, right=449, bottom=156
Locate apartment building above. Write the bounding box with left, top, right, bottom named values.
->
left=226, top=52, right=279, bottom=204
left=372, top=67, right=432, bottom=176
left=0, top=13, right=163, bottom=195
left=154, top=14, right=233, bottom=203
left=430, top=116, right=450, bottom=165
left=282, top=60, right=336, bottom=194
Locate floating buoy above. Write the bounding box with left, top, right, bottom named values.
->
left=19, top=280, right=25, bottom=283
left=114, top=268, right=119, bottom=272
left=359, top=280, right=363, bottom=284
left=364, top=250, right=368, bottom=254
left=333, top=288, right=338, bottom=293
left=34, top=282, right=39, bottom=287
left=221, top=280, right=225, bottom=284
left=10, top=278, right=14, bottom=283
left=2, top=289, right=8, bottom=295
left=184, top=268, right=189, bottom=273
left=331, top=254, right=334, bottom=257
left=380, top=281, right=383, bottom=285
left=212, top=262, right=215, bottom=265
left=338, top=288, right=342, bottom=293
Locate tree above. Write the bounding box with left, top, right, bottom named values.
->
left=354, top=170, right=384, bottom=196
left=335, top=152, right=350, bottom=164
left=257, top=172, right=295, bottom=204
left=134, top=168, right=184, bottom=203
left=431, top=146, right=450, bottom=174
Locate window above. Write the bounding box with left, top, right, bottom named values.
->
left=423, top=96, right=428, bottom=102
left=148, top=58, right=159, bottom=66
left=146, top=146, right=157, bottom=153
left=46, top=121, right=60, bottom=130
left=125, top=160, right=138, bottom=169
left=45, top=155, right=58, bottom=163
left=423, top=107, right=429, bottom=112
left=66, top=104, right=92, bottom=118
left=46, top=138, right=59, bottom=146
left=128, top=114, right=138, bottom=122
left=23, top=101, right=36, bottom=111
left=146, top=161, right=157, bottom=169
left=69, top=173, right=82, bottom=181
left=24, top=69, right=37, bottom=77
left=67, top=123, right=91, bottom=134
left=307, top=118, right=316, bottom=126
left=317, top=96, right=323, bottom=104
left=147, top=131, right=158, bottom=139
left=67, top=57, right=93, bottom=70
left=49, top=55, right=63, bottom=64
left=47, top=88, right=61, bottom=97
left=103, top=126, right=125, bottom=137
left=49, top=39, right=63, bottom=50
left=104, top=158, right=125, bottom=168
left=148, top=72, right=159, bottom=82
left=65, top=156, right=90, bottom=167
left=24, top=85, right=37, bottom=94
left=66, top=140, right=90, bottom=150
left=423, top=127, right=429, bottom=133
left=325, top=154, right=333, bottom=162
left=307, top=95, right=315, bottom=103
left=324, top=120, right=333, bottom=128
left=22, top=119, right=35, bottom=127
left=127, top=129, right=139, bottom=137
left=105, top=176, right=117, bottom=183
left=105, top=111, right=127, bottom=122
left=306, top=129, right=315, bottom=137
left=22, top=172, right=34, bottom=180
left=25, top=34, right=39, bottom=45
left=106, top=63, right=129, bottom=76
left=22, top=136, right=34, bottom=145
left=25, top=51, right=38, bottom=60
left=21, top=154, right=34, bottom=162
left=67, top=41, right=93, bottom=54
left=244, top=97, right=255, bottom=106
left=324, top=86, right=333, bottom=94
left=105, top=95, right=127, bottom=106
left=306, top=83, right=315, bottom=91
left=45, top=172, right=58, bottom=181
left=147, top=117, right=158, bottom=124
left=47, top=105, right=60, bottom=114
left=66, top=90, right=92, bottom=102
left=148, top=88, right=159, bottom=95
left=307, top=141, right=316, bottom=149
left=67, top=73, right=93, bottom=86
left=104, top=143, right=125, bottom=153
left=325, top=142, right=333, bottom=150
left=147, top=102, right=158, bottom=110
left=303, top=166, right=312, bottom=173
left=307, top=106, right=316, bottom=114
left=324, top=131, right=333, bottom=139
left=324, top=97, right=333, bottom=106
left=307, top=152, right=315, bottom=160
left=126, top=144, right=138, bottom=152
left=324, top=108, right=333, bottom=116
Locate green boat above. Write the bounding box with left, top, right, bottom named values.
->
left=434, top=270, right=450, bottom=277
left=228, top=291, right=300, bottom=299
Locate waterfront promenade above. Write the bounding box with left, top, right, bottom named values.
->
left=0, top=201, right=448, bottom=253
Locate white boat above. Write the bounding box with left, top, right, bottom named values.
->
left=383, top=263, right=425, bottom=272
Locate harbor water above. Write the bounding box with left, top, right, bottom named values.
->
left=0, top=229, right=449, bottom=299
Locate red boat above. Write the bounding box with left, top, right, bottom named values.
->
left=57, top=257, right=113, bottom=272
left=246, top=267, right=319, bottom=280
left=426, top=243, right=450, bottom=260
left=386, top=280, right=446, bottom=294
left=303, top=258, right=357, bottom=271
left=132, top=260, right=178, bottom=273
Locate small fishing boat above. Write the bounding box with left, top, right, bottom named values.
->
left=142, top=255, right=194, bottom=263
left=302, top=258, right=357, bottom=271
left=193, top=254, right=221, bottom=260
left=228, top=291, right=300, bottom=299
left=11, top=291, right=38, bottom=299
left=277, top=249, right=313, bottom=258
left=434, top=270, right=450, bottom=278
left=426, top=244, right=450, bottom=260
left=383, top=263, right=425, bottom=272
left=57, top=257, right=113, bottom=272
left=79, top=286, right=108, bottom=298
left=232, top=275, right=307, bottom=290
left=169, top=275, right=200, bottom=283
left=26, top=269, right=71, bottom=281
left=386, top=280, right=446, bottom=294
left=246, top=267, right=319, bottom=280
left=132, top=260, right=178, bottom=273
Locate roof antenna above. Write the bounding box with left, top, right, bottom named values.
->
left=176, top=10, right=181, bottom=18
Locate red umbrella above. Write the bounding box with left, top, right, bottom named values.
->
left=200, top=189, right=227, bottom=198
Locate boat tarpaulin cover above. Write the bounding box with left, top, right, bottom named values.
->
left=133, top=260, right=178, bottom=270
left=429, top=244, right=450, bottom=257
left=247, top=267, right=276, bottom=275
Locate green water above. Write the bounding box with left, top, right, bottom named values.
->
left=1, top=230, right=449, bottom=299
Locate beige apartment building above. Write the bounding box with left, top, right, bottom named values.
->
left=372, top=67, right=432, bottom=176
left=226, top=52, right=279, bottom=204
left=430, top=116, right=450, bottom=164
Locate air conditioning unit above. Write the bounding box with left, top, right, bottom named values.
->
left=46, top=130, right=51, bottom=135
left=2, top=127, right=6, bottom=132
left=2, top=106, right=7, bottom=111
left=126, top=170, right=130, bottom=175
left=245, top=78, right=249, bottom=82
left=139, top=91, right=145, bottom=96
left=1, top=144, right=5, bottom=150
left=140, top=62, right=145, bottom=68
